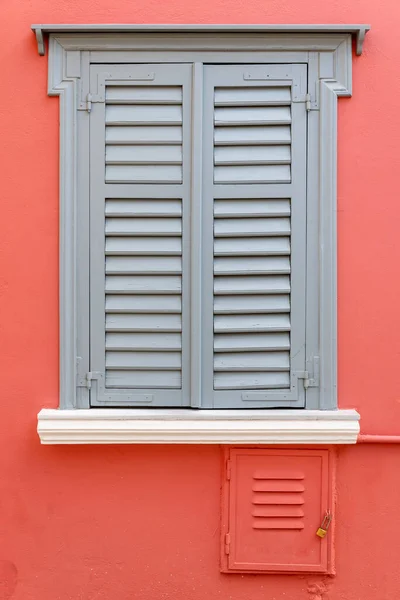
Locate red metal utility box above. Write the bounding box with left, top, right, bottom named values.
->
left=221, top=448, right=333, bottom=574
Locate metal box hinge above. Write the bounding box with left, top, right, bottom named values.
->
left=77, top=371, right=103, bottom=389
left=305, top=93, right=311, bottom=112
left=224, top=533, right=231, bottom=555
left=296, top=357, right=320, bottom=390
left=226, top=460, right=231, bottom=480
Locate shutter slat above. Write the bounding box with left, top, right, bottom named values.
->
left=106, top=237, right=181, bottom=255
left=214, top=237, right=290, bottom=256
left=214, top=371, right=290, bottom=390
left=214, top=275, right=290, bottom=295
left=106, top=351, right=182, bottom=370
left=215, top=256, right=290, bottom=275
left=214, top=146, right=291, bottom=166
left=214, top=295, right=290, bottom=314
left=106, top=105, right=182, bottom=125
left=106, top=165, right=182, bottom=184
left=106, top=313, right=182, bottom=332
left=106, top=370, right=181, bottom=389
left=214, top=199, right=290, bottom=218
left=215, top=106, right=291, bottom=126
left=106, top=126, right=183, bottom=145
left=106, top=217, right=182, bottom=236
left=215, top=87, right=291, bottom=106
left=215, top=125, right=291, bottom=146
left=215, top=165, right=291, bottom=184
left=106, top=295, right=182, bottom=314
left=106, top=86, right=182, bottom=104
left=106, top=275, right=182, bottom=294
left=215, top=351, right=289, bottom=371
left=214, top=218, right=290, bottom=237
left=214, top=332, right=290, bottom=352
left=106, top=332, right=182, bottom=351
left=105, top=199, right=182, bottom=217
left=106, top=145, right=183, bottom=165
left=106, top=256, right=182, bottom=274
left=214, top=314, right=290, bottom=333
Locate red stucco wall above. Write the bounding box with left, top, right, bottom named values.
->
left=1, top=0, right=400, bottom=598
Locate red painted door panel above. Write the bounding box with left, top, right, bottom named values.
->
left=222, top=448, right=331, bottom=573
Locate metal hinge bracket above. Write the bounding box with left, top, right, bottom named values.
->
left=224, top=533, right=231, bottom=555
left=84, top=92, right=105, bottom=113
left=77, top=371, right=103, bottom=389
left=296, top=357, right=320, bottom=390
left=292, top=92, right=316, bottom=111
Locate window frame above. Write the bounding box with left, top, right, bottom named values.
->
left=35, top=27, right=364, bottom=443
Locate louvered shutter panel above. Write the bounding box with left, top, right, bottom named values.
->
left=89, top=64, right=192, bottom=406
left=202, top=65, right=308, bottom=408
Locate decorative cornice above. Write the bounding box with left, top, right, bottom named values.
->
left=31, top=24, right=370, bottom=56
left=37, top=409, right=360, bottom=444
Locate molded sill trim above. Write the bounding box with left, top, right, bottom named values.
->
left=37, top=408, right=360, bottom=444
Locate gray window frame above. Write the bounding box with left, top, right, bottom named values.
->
left=39, top=27, right=367, bottom=410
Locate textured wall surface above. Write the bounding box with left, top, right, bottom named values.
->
left=0, top=0, right=399, bottom=598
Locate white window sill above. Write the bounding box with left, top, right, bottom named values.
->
left=37, top=408, right=360, bottom=445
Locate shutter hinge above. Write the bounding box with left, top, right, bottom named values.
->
left=296, top=357, right=320, bottom=390
left=86, top=93, right=93, bottom=113
left=293, top=92, right=312, bottom=109
left=77, top=371, right=102, bottom=390
left=226, top=460, right=231, bottom=480
left=224, top=533, right=231, bottom=555
left=82, top=92, right=105, bottom=113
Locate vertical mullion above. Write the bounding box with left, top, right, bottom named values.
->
left=73, top=50, right=91, bottom=408
left=201, top=66, right=218, bottom=407
left=288, top=65, right=308, bottom=407
left=76, top=98, right=90, bottom=408
left=190, top=63, right=204, bottom=407
left=305, top=69, right=320, bottom=409
left=89, top=68, right=107, bottom=404
left=180, top=64, right=193, bottom=405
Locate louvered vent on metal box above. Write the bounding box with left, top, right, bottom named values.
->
left=222, top=448, right=332, bottom=573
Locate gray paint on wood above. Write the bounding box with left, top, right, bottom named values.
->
left=31, top=24, right=370, bottom=56
left=43, top=31, right=359, bottom=410
left=89, top=63, right=192, bottom=406
left=201, top=64, right=307, bottom=407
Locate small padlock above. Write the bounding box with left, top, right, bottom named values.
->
left=316, top=511, right=332, bottom=538
left=316, top=527, right=327, bottom=538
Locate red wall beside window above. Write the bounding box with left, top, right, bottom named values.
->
left=0, top=1, right=400, bottom=598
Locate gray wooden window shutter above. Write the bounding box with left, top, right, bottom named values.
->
left=87, top=61, right=309, bottom=409
left=89, top=64, right=192, bottom=406
left=201, top=65, right=308, bottom=408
